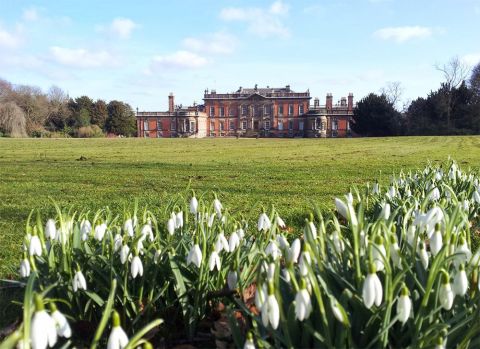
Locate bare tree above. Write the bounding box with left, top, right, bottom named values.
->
left=380, top=81, right=403, bottom=109
left=469, top=62, right=480, bottom=99
left=0, top=101, right=27, bottom=137
left=435, top=56, right=470, bottom=90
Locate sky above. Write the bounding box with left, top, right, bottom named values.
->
left=1, top=0, right=480, bottom=111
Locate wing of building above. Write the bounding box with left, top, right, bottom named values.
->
left=136, top=86, right=355, bottom=138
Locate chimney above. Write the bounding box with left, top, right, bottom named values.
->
left=314, top=97, right=320, bottom=108
left=348, top=93, right=354, bottom=111
left=285, top=85, right=291, bottom=92
left=168, top=93, right=174, bottom=113
left=326, top=93, right=333, bottom=110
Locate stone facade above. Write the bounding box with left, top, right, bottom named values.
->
left=136, top=87, right=355, bottom=138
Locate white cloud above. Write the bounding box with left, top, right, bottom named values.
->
left=374, top=26, right=433, bottom=43
left=182, top=32, right=236, bottom=55
left=50, top=46, right=116, bottom=68
left=22, top=7, right=39, bottom=21
left=149, top=51, right=208, bottom=71
left=0, top=25, right=21, bottom=48
left=219, top=1, right=290, bottom=39
left=97, top=17, right=137, bottom=39
left=462, top=53, right=480, bottom=67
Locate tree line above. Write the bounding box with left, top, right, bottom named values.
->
left=0, top=78, right=136, bottom=137
left=352, top=58, right=480, bottom=137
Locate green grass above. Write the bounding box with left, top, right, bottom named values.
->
left=1, top=136, right=480, bottom=279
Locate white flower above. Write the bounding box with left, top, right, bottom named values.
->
left=190, top=196, right=198, bottom=214
left=266, top=263, right=275, bottom=281
left=418, top=242, right=429, bottom=270
left=141, top=224, right=154, bottom=242
left=237, top=228, right=245, bottom=240
left=80, top=220, right=92, bottom=241
left=362, top=268, right=383, bottom=309
left=254, top=284, right=267, bottom=309
left=20, top=258, right=30, bottom=278
left=396, top=287, right=412, bottom=325
left=31, top=308, right=57, bottom=349
left=29, top=235, right=42, bottom=257
left=308, top=221, right=317, bottom=239
left=167, top=217, right=175, bottom=235
left=429, top=229, right=443, bottom=256
left=295, top=288, right=312, bottom=321
left=208, top=213, right=215, bottom=227
left=215, top=232, right=230, bottom=253
left=346, top=192, right=354, bottom=204
left=473, top=190, right=480, bottom=204
left=213, top=198, right=223, bottom=218
left=243, top=333, right=256, bottom=349
left=335, top=198, right=348, bottom=219
left=94, top=223, right=107, bottom=241
left=282, top=268, right=291, bottom=283
left=131, top=255, right=143, bottom=278
left=406, top=225, right=417, bottom=247
left=388, top=186, right=396, bottom=198
left=299, top=251, right=311, bottom=276
left=287, top=238, right=301, bottom=264
left=120, top=245, right=130, bottom=264
left=45, top=219, right=56, bottom=240
left=373, top=182, right=380, bottom=194
left=265, top=240, right=281, bottom=260
left=51, top=308, right=72, bottom=338
left=380, top=203, right=391, bottom=220
left=124, top=219, right=134, bottom=237
left=113, top=234, right=123, bottom=252
left=228, top=231, right=240, bottom=252
left=107, top=312, right=129, bottom=349
left=276, top=216, right=286, bottom=229
left=261, top=286, right=280, bottom=329
left=454, top=237, right=472, bottom=268
left=372, top=237, right=386, bottom=272
left=187, top=244, right=202, bottom=268
left=462, top=200, right=470, bottom=212
left=331, top=298, right=347, bottom=324
left=208, top=250, right=221, bottom=271
left=175, top=211, right=183, bottom=229
left=73, top=270, right=87, bottom=292
left=430, top=187, right=440, bottom=201
left=276, top=234, right=289, bottom=250
left=439, top=275, right=454, bottom=310
left=257, top=212, right=271, bottom=231
left=154, top=249, right=162, bottom=264
left=332, top=231, right=345, bottom=254
left=453, top=264, right=468, bottom=296
left=227, top=270, right=237, bottom=290
left=390, top=239, right=401, bottom=269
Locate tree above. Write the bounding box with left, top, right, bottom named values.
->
left=92, top=99, right=108, bottom=129
left=469, top=61, right=480, bottom=101
left=106, top=101, right=136, bottom=136
left=46, top=85, right=71, bottom=131
left=351, top=93, right=402, bottom=137
left=0, top=101, right=27, bottom=137
left=380, top=81, right=403, bottom=110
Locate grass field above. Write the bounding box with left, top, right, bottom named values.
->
left=1, top=136, right=480, bottom=278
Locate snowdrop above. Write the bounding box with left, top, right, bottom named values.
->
left=380, top=202, right=391, bottom=220
left=187, top=243, right=202, bottom=268
left=31, top=294, right=57, bottom=349
left=215, top=232, right=229, bottom=253
left=131, top=254, right=143, bottom=278
left=429, top=224, right=443, bottom=256
left=208, top=213, right=215, bottom=227
left=261, top=283, right=280, bottom=329
left=29, top=234, right=42, bottom=257
left=418, top=242, right=429, bottom=270
left=243, top=332, right=256, bottom=349
left=287, top=238, right=301, bottom=264
left=453, top=264, right=468, bottom=296
left=73, top=269, right=87, bottom=292
left=45, top=219, right=56, bottom=240
left=430, top=187, right=440, bottom=201
left=266, top=262, right=275, bottom=281
left=454, top=236, right=472, bottom=268
left=154, top=249, right=162, bottom=264
left=335, top=198, right=348, bottom=220
left=80, top=219, right=92, bottom=241
left=388, top=186, right=396, bottom=199
left=332, top=231, right=345, bottom=254
left=50, top=303, right=72, bottom=338
left=120, top=244, right=130, bottom=264
left=113, top=233, right=123, bottom=252
left=141, top=224, right=154, bottom=242
left=213, top=198, right=223, bottom=218
left=372, top=181, right=380, bottom=194
left=20, top=257, right=30, bottom=278
left=330, top=297, right=348, bottom=325
left=295, top=280, right=312, bottom=321
left=473, top=190, right=480, bottom=204
left=299, top=250, right=312, bottom=276
left=254, top=283, right=267, bottom=310
left=190, top=195, right=198, bottom=214
left=372, top=236, right=386, bottom=271
left=307, top=220, right=318, bottom=239
left=439, top=271, right=454, bottom=310
left=175, top=211, right=183, bottom=229
left=362, top=264, right=383, bottom=309
left=123, top=219, right=134, bottom=237
left=208, top=250, right=221, bottom=271
left=396, top=285, right=412, bottom=325
left=276, top=234, right=289, bottom=250
left=265, top=240, right=281, bottom=260
left=389, top=235, right=401, bottom=269
left=107, top=311, right=129, bottom=349
left=257, top=211, right=271, bottom=231
left=228, top=231, right=240, bottom=252
left=94, top=223, right=107, bottom=241
left=275, top=215, right=286, bottom=229
left=167, top=217, right=175, bottom=235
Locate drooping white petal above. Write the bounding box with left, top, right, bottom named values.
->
left=107, top=326, right=129, bottom=349
left=120, top=245, right=130, bottom=264
left=396, top=295, right=412, bottom=324
left=51, top=310, right=72, bottom=338
left=31, top=310, right=57, bottom=349
left=439, top=283, right=454, bottom=310
left=287, top=239, right=301, bottom=264
left=29, top=236, right=42, bottom=257
left=45, top=219, right=56, bottom=240
left=229, top=231, right=240, bottom=252
left=131, top=255, right=143, bottom=278
left=453, top=269, right=468, bottom=296
left=123, top=219, right=134, bottom=237
left=20, top=258, right=31, bottom=278
left=190, top=196, right=198, bottom=214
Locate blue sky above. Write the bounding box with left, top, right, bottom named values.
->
left=1, top=0, right=479, bottom=110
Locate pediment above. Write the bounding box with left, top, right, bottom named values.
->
left=246, top=93, right=267, bottom=101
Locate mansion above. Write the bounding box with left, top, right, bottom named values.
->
left=136, top=86, right=355, bottom=138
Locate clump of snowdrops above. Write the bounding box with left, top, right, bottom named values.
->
left=4, top=160, right=480, bottom=348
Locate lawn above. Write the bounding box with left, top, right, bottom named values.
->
left=1, top=135, right=480, bottom=279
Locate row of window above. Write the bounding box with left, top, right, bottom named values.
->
left=208, top=104, right=305, bottom=117
left=143, top=119, right=195, bottom=132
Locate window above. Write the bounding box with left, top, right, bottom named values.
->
left=288, top=104, right=294, bottom=115
left=299, top=105, right=304, bottom=115
left=229, top=107, right=235, bottom=117
left=190, top=121, right=195, bottom=132
left=264, top=105, right=271, bottom=115
left=242, top=121, right=247, bottom=130
left=143, top=120, right=149, bottom=131
left=210, top=121, right=215, bottom=131
left=219, top=107, right=225, bottom=117
left=157, top=119, right=162, bottom=130
left=347, top=120, right=350, bottom=130
left=210, top=106, right=215, bottom=117
left=299, top=121, right=304, bottom=131
left=278, top=121, right=283, bottom=131
left=264, top=120, right=270, bottom=130
left=170, top=120, right=176, bottom=131
left=242, top=105, right=248, bottom=116
left=278, top=105, right=284, bottom=116
left=220, top=121, right=225, bottom=131
left=229, top=121, right=235, bottom=130
left=332, top=119, right=338, bottom=130
left=288, top=120, right=294, bottom=130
